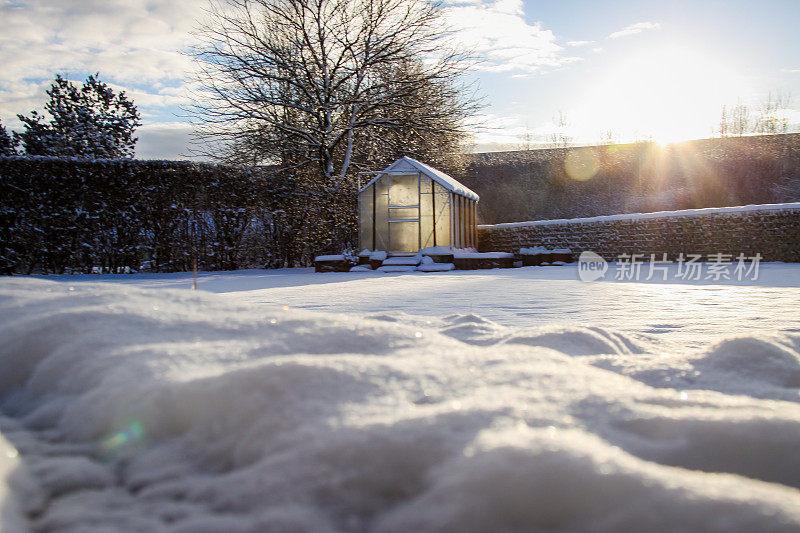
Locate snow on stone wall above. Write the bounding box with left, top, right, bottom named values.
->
left=478, top=203, right=800, bottom=261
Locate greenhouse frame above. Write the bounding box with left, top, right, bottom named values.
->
left=358, top=157, right=479, bottom=253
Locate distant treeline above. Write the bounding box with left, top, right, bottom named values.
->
left=0, top=157, right=352, bottom=274
left=460, top=134, right=800, bottom=224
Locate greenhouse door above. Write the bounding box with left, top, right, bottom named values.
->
left=387, top=173, right=420, bottom=252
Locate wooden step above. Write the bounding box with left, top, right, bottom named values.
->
left=376, top=265, right=417, bottom=273
left=453, top=252, right=515, bottom=270
left=382, top=256, right=422, bottom=267
left=314, top=255, right=356, bottom=272
left=418, top=263, right=455, bottom=272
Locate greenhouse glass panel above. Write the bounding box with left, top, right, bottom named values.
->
left=452, top=196, right=461, bottom=247
left=375, top=175, right=388, bottom=195
left=359, top=187, right=374, bottom=250
left=389, top=221, right=419, bottom=252
left=471, top=201, right=476, bottom=247
left=433, top=187, right=450, bottom=246
left=375, top=190, right=389, bottom=250
left=388, top=207, right=419, bottom=221
left=420, top=190, right=434, bottom=248
left=461, top=197, right=468, bottom=248
left=389, top=174, right=419, bottom=206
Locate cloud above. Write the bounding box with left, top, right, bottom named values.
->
left=781, top=68, right=800, bottom=73
left=444, top=0, right=577, bottom=74
left=608, top=21, right=661, bottom=39
left=135, top=122, right=195, bottom=160
left=0, top=1, right=201, bottom=83
left=0, top=0, right=589, bottom=158
left=466, top=110, right=586, bottom=152
left=464, top=111, right=519, bottom=135
left=0, top=0, right=205, bottom=156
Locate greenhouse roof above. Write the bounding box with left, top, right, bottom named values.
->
left=359, top=157, right=479, bottom=202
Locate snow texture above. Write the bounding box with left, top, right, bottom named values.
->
left=416, top=263, right=455, bottom=272
left=376, top=265, right=417, bottom=273
left=24, top=263, right=800, bottom=350
left=2, top=273, right=800, bottom=531
left=0, top=432, right=33, bottom=533
left=480, top=201, right=800, bottom=229
left=381, top=256, right=421, bottom=266
left=519, top=247, right=548, bottom=254
left=419, top=246, right=455, bottom=255
left=452, top=252, right=514, bottom=259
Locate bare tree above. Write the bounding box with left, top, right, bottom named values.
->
left=755, top=91, right=791, bottom=134
left=718, top=104, right=729, bottom=137
left=190, top=0, right=476, bottom=183
left=516, top=123, right=536, bottom=151
left=599, top=128, right=619, bottom=145
left=729, top=99, right=750, bottom=136
left=718, top=92, right=792, bottom=137
left=549, top=110, right=572, bottom=148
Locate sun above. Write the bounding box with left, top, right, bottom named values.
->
left=574, top=44, right=749, bottom=143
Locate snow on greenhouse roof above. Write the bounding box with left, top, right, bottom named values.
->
left=359, top=156, right=479, bottom=201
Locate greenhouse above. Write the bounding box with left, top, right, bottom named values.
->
left=358, top=157, right=479, bottom=253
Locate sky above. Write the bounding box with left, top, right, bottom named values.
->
left=0, top=0, right=798, bottom=158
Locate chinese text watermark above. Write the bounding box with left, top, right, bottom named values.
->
left=578, top=251, right=762, bottom=282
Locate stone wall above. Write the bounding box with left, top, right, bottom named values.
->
left=477, top=203, right=800, bottom=262
left=457, top=134, right=800, bottom=225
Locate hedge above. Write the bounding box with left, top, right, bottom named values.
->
left=0, top=156, right=300, bottom=274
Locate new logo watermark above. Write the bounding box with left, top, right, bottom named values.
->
left=578, top=251, right=608, bottom=282
left=577, top=252, right=762, bottom=282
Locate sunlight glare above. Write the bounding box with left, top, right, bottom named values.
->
left=574, top=45, right=750, bottom=143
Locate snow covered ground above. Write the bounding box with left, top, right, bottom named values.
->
left=2, top=265, right=800, bottom=531
left=27, top=262, right=800, bottom=351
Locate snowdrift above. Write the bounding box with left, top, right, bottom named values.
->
left=2, top=278, right=800, bottom=532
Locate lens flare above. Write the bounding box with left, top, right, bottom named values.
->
left=564, top=149, right=600, bottom=181
left=100, top=421, right=144, bottom=452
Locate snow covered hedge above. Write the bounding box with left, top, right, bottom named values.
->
left=0, top=156, right=301, bottom=274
